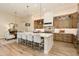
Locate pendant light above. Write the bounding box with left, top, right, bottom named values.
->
left=39, top=3, right=42, bottom=24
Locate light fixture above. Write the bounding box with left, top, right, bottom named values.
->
left=26, top=4, right=30, bottom=17
left=26, top=5, right=29, bottom=8
left=25, top=4, right=30, bottom=32
left=38, top=4, right=42, bottom=24
left=25, top=4, right=30, bottom=27
left=40, top=3, right=42, bottom=19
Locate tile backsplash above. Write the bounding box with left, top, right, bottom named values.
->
left=54, top=28, right=77, bottom=35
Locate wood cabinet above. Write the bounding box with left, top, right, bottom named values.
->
left=53, top=17, right=60, bottom=28
left=71, top=13, right=78, bottom=28
left=77, top=41, right=79, bottom=55
left=53, top=12, right=78, bottom=28
left=72, top=35, right=79, bottom=55
left=54, top=33, right=73, bottom=43
left=72, top=35, right=77, bottom=47
left=34, top=19, right=43, bottom=29
left=53, top=16, right=72, bottom=28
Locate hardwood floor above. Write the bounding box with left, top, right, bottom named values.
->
left=0, top=39, right=78, bottom=56
left=49, top=41, right=78, bottom=56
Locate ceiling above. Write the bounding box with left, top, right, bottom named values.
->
left=0, top=3, right=77, bottom=18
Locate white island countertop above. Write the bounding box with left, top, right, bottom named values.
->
left=24, top=32, right=53, bottom=38
left=36, top=33, right=53, bottom=37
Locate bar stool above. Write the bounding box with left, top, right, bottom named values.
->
left=17, top=32, right=22, bottom=44
left=27, top=34, right=33, bottom=47
left=21, top=33, right=27, bottom=45
left=33, top=34, right=44, bottom=50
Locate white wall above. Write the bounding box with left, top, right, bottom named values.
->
left=0, top=11, right=29, bottom=38
left=53, top=5, right=77, bottom=17
left=15, top=17, right=30, bottom=32
left=0, top=12, right=16, bottom=38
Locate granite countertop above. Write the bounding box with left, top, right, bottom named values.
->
left=24, top=32, right=53, bottom=38
left=37, top=33, right=53, bottom=37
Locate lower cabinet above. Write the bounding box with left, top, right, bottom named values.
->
left=54, top=33, right=79, bottom=55
left=73, top=36, right=79, bottom=55
left=76, top=41, right=79, bottom=55
left=72, top=35, right=77, bottom=47
left=54, top=33, right=73, bottom=43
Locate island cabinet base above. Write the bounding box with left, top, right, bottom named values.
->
left=44, top=35, right=53, bottom=54
left=53, top=33, right=73, bottom=43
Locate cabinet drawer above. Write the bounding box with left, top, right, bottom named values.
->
left=64, top=38, right=72, bottom=42
left=63, top=34, right=71, bottom=37
left=63, top=35, right=72, bottom=42
left=63, top=36, right=72, bottom=39
left=54, top=34, right=63, bottom=41
left=56, top=37, right=62, bottom=40
left=54, top=33, right=73, bottom=43
left=54, top=34, right=60, bottom=37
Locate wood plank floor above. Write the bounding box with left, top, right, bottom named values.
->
left=0, top=39, right=78, bottom=56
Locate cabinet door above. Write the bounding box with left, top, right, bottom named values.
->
left=54, top=16, right=72, bottom=28
left=63, top=34, right=72, bottom=43
left=53, top=18, right=60, bottom=28
left=59, top=16, right=72, bottom=28
left=34, top=19, right=43, bottom=29
left=71, top=13, right=78, bottom=28
left=53, top=12, right=78, bottom=28
left=54, top=34, right=63, bottom=41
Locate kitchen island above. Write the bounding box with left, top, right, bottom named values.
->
left=17, top=32, right=53, bottom=54
left=35, top=33, right=53, bottom=54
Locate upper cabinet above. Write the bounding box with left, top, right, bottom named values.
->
left=34, top=12, right=78, bottom=29
left=53, top=12, right=78, bottom=28
left=71, top=13, right=78, bottom=28
left=34, top=19, right=43, bottom=29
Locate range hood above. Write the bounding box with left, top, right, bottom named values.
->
left=43, top=19, right=53, bottom=26
left=43, top=12, right=53, bottom=27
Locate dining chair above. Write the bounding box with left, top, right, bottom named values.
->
left=33, top=34, right=44, bottom=50
left=5, top=31, right=15, bottom=40
left=17, top=32, right=22, bottom=43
